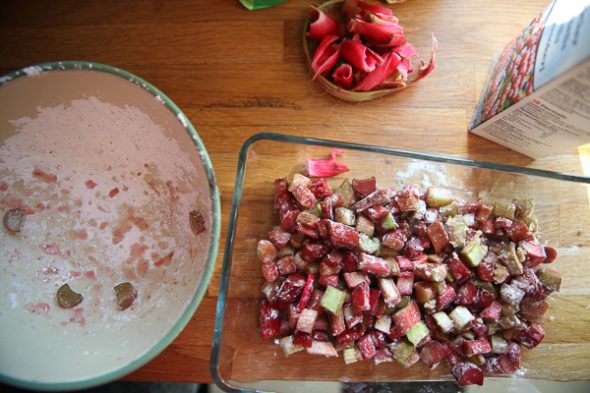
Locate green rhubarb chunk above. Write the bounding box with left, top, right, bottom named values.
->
left=338, top=179, right=355, bottom=207
left=335, top=207, right=356, bottom=226
left=426, top=187, right=453, bottom=208
left=279, top=335, right=304, bottom=357
left=493, top=201, right=516, bottom=219
left=434, top=281, right=446, bottom=295
left=524, top=215, right=539, bottom=232
left=57, top=283, right=83, bottom=309
left=461, top=233, right=488, bottom=267
left=305, top=262, right=319, bottom=275
left=446, top=216, right=468, bottom=248
left=491, top=335, right=508, bottom=354
left=312, top=203, right=322, bottom=217
left=380, top=212, right=398, bottom=230
left=515, top=198, right=535, bottom=219
left=388, top=258, right=400, bottom=276
left=538, top=268, right=562, bottom=292
left=394, top=341, right=419, bottom=367
left=501, top=242, right=523, bottom=275
left=449, top=305, right=475, bottom=330
left=487, top=322, right=501, bottom=336
left=439, top=202, right=459, bottom=218
left=395, top=296, right=411, bottom=311
left=320, top=286, right=346, bottom=316
left=406, top=321, right=430, bottom=346
left=433, top=312, right=454, bottom=333
left=343, top=347, right=361, bottom=364
left=359, top=233, right=380, bottom=254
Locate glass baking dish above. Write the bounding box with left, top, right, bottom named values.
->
left=211, top=133, right=590, bottom=393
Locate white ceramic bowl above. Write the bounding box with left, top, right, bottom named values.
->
left=0, top=62, right=220, bottom=391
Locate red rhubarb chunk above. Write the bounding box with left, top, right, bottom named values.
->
left=392, top=301, right=421, bottom=337
left=358, top=253, right=390, bottom=276
left=280, top=210, right=299, bottom=233
left=357, top=334, right=377, bottom=360
left=352, top=177, right=377, bottom=198
left=262, top=262, right=280, bottom=283
left=365, top=205, right=389, bottom=223
left=343, top=271, right=370, bottom=288
left=520, top=241, right=547, bottom=267
left=368, top=289, right=382, bottom=315
left=297, top=273, right=315, bottom=312
left=319, top=274, right=339, bottom=288
left=268, top=226, right=291, bottom=249
left=354, top=189, right=394, bottom=212
left=480, top=300, right=502, bottom=322
left=514, top=323, right=545, bottom=349
left=456, top=282, right=477, bottom=305
left=293, top=331, right=313, bottom=348
left=260, top=300, right=280, bottom=338
left=396, top=272, right=414, bottom=295
left=352, top=283, right=371, bottom=311
left=436, top=284, right=457, bottom=311
left=320, top=198, right=334, bottom=220
left=420, top=340, right=447, bottom=369
left=427, top=221, right=449, bottom=253
left=277, top=273, right=307, bottom=310
left=451, top=362, right=484, bottom=386
left=327, top=220, right=360, bottom=249
left=448, top=257, right=472, bottom=285
left=507, top=220, right=534, bottom=242
left=462, top=337, right=492, bottom=357
left=342, top=250, right=359, bottom=273
left=309, top=178, right=333, bottom=199
left=395, top=256, right=414, bottom=271
left=291, top=184, right=317, bottom=209
left=382, top=231, right=406, bottom=251
left=301, top=240, right=330, bottom=263
left=544, top=246, right=557, bottom=263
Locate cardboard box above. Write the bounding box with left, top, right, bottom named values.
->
left=469, top=0, right=590, bottom=158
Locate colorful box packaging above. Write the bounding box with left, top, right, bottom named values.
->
left=469, top=0, right=590, bottom=158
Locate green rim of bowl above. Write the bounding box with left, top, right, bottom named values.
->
left=0, top=61, right=221, bottom=391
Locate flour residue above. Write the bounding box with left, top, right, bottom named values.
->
left=0, top=96, right=210, bottom=328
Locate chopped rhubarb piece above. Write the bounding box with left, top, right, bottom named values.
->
left=356, top=215, right=375, bottom=237
left=378, top=278, right=401, bottom=306
left=261, top=280, right=282, bottom=304
left=319, top=274, right=339, bottom=288
left=394, top=341, right=420, bottom=368
left=289, top=174, right=311, bottom=191
left=473, top=288, right=495, bottom=310
left=426, top=221, right=449, bottom=253
left=538, top=268, right=562, bottom=292
left=295, top=223, right=320, bottom=239
left=499, top=342, right=521, bottom=373
left=449, top=306, right=475, bottom=331
left=280, top=210, right=299, bottom=232
left=307, top=150, right=350, bottom=178
left=277, top=255, right=297, bottom=276
left=500, top=284, right=525, bottom=306
left=432, top=311, right=454, bottom=333
left=414, top=262, right=447, bottom=282
left=407, top=321, right=430, bottom=346
left=312, top=330, right=329, bottom=341
left=396, top=272, right=414, bottom=295
left=426, top=187, right=453, bottom=208
left=395, top=185, right=421, bottom=212
left=404, top=237, right=425, bottom=260
left=448, top=257, right=472, bottom=285
left=257, top=240, right=277, bottom=264
left=260, top=300, right=280, bottom=338
left=335, top=207, right=356, bottom=226
left=480, top=301, right=502, bottom=322
left=420, top=340, right=446, bottom=369
left=343, top=347, right=362, bottom=364
left=277, top=273, right=307, bottom=309
left=297, top=211, right=320, bottom=227
left=414, top=282, right=436, bottom=304
left=307, top=289, right=324, bottom=311
left=456, top=282, right=477, bottom=305
left=296, top=273, right=315, bottom=312
left=395, top=256, right=414, bottom=271
left=493, top=201, right=516, bottom=219
left=357, top=334, right=377, bottom=360
left=476, top=204, right=493, bottom=222
left=291, top=184, right=317, bottom=209
left=393, top=301, right=421, bottom=336
left=343, top=303, right=364, bottom=330
left=288, top=304, right=300, bottom=330
left=306, top=341, right=338, bottom=357
left=544, top=246, right=557, bottom=263
left=279, top=335, right=304, bottom=356
left=297, top=308, right=318, bottom=334
left=330, top=310, right=346, bottom=336
left=520, top=241, right=546, bottom=267
left=375, top=314, right=392, bottom=333
left=268, top=226, right=291, bottom=250
left=301, top=240, right=330, bottom=263
left=460, top=232, right=488, bottom=267
left=477, top=256, right=495, bottom=282
left=351, top=282, right=371, bottom=311
left=365, top=205, right=389, bottom=223
left=508, top=219, right=533, bottom=242
left=343, top=271, right=370, bottom=288
left=320, top=285, right=346, bottom=315
left=514, top=323, right=545, bottom=349
left=447, top=216, right=468, bottom=248
left=451, top=361, right=484, bottom=386
left=358, top=253, right=390, bottom=276
left=382, top=231, right=405, bottom=250
left=368, top=289, right=381, bottom=314
left=320, top=259, right=342, bottom=276
left=354, top=189, right=394, bottom=212
left=342, top=251, right=358, bottom=273
left=327, top=220, right=360, bottom=249
left=373, top=348, right=393, bottom=365
left=463, top=337, right=492, bottom=357
left=309, top=179, right=332, bottom=199
left=319, top=198, right=334, bottom=220
left=520, top=299, right=548, bottom=323
left=262, top=262, right=280, bottom=283
left=436, top=284, right=456, bottom=311
left=352, top=177, right=377, bottom=198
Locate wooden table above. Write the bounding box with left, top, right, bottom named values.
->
left=1, top=0, right=584, bottom=385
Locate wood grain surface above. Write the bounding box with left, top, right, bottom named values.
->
left=1, top=0, right=587, bottom=385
